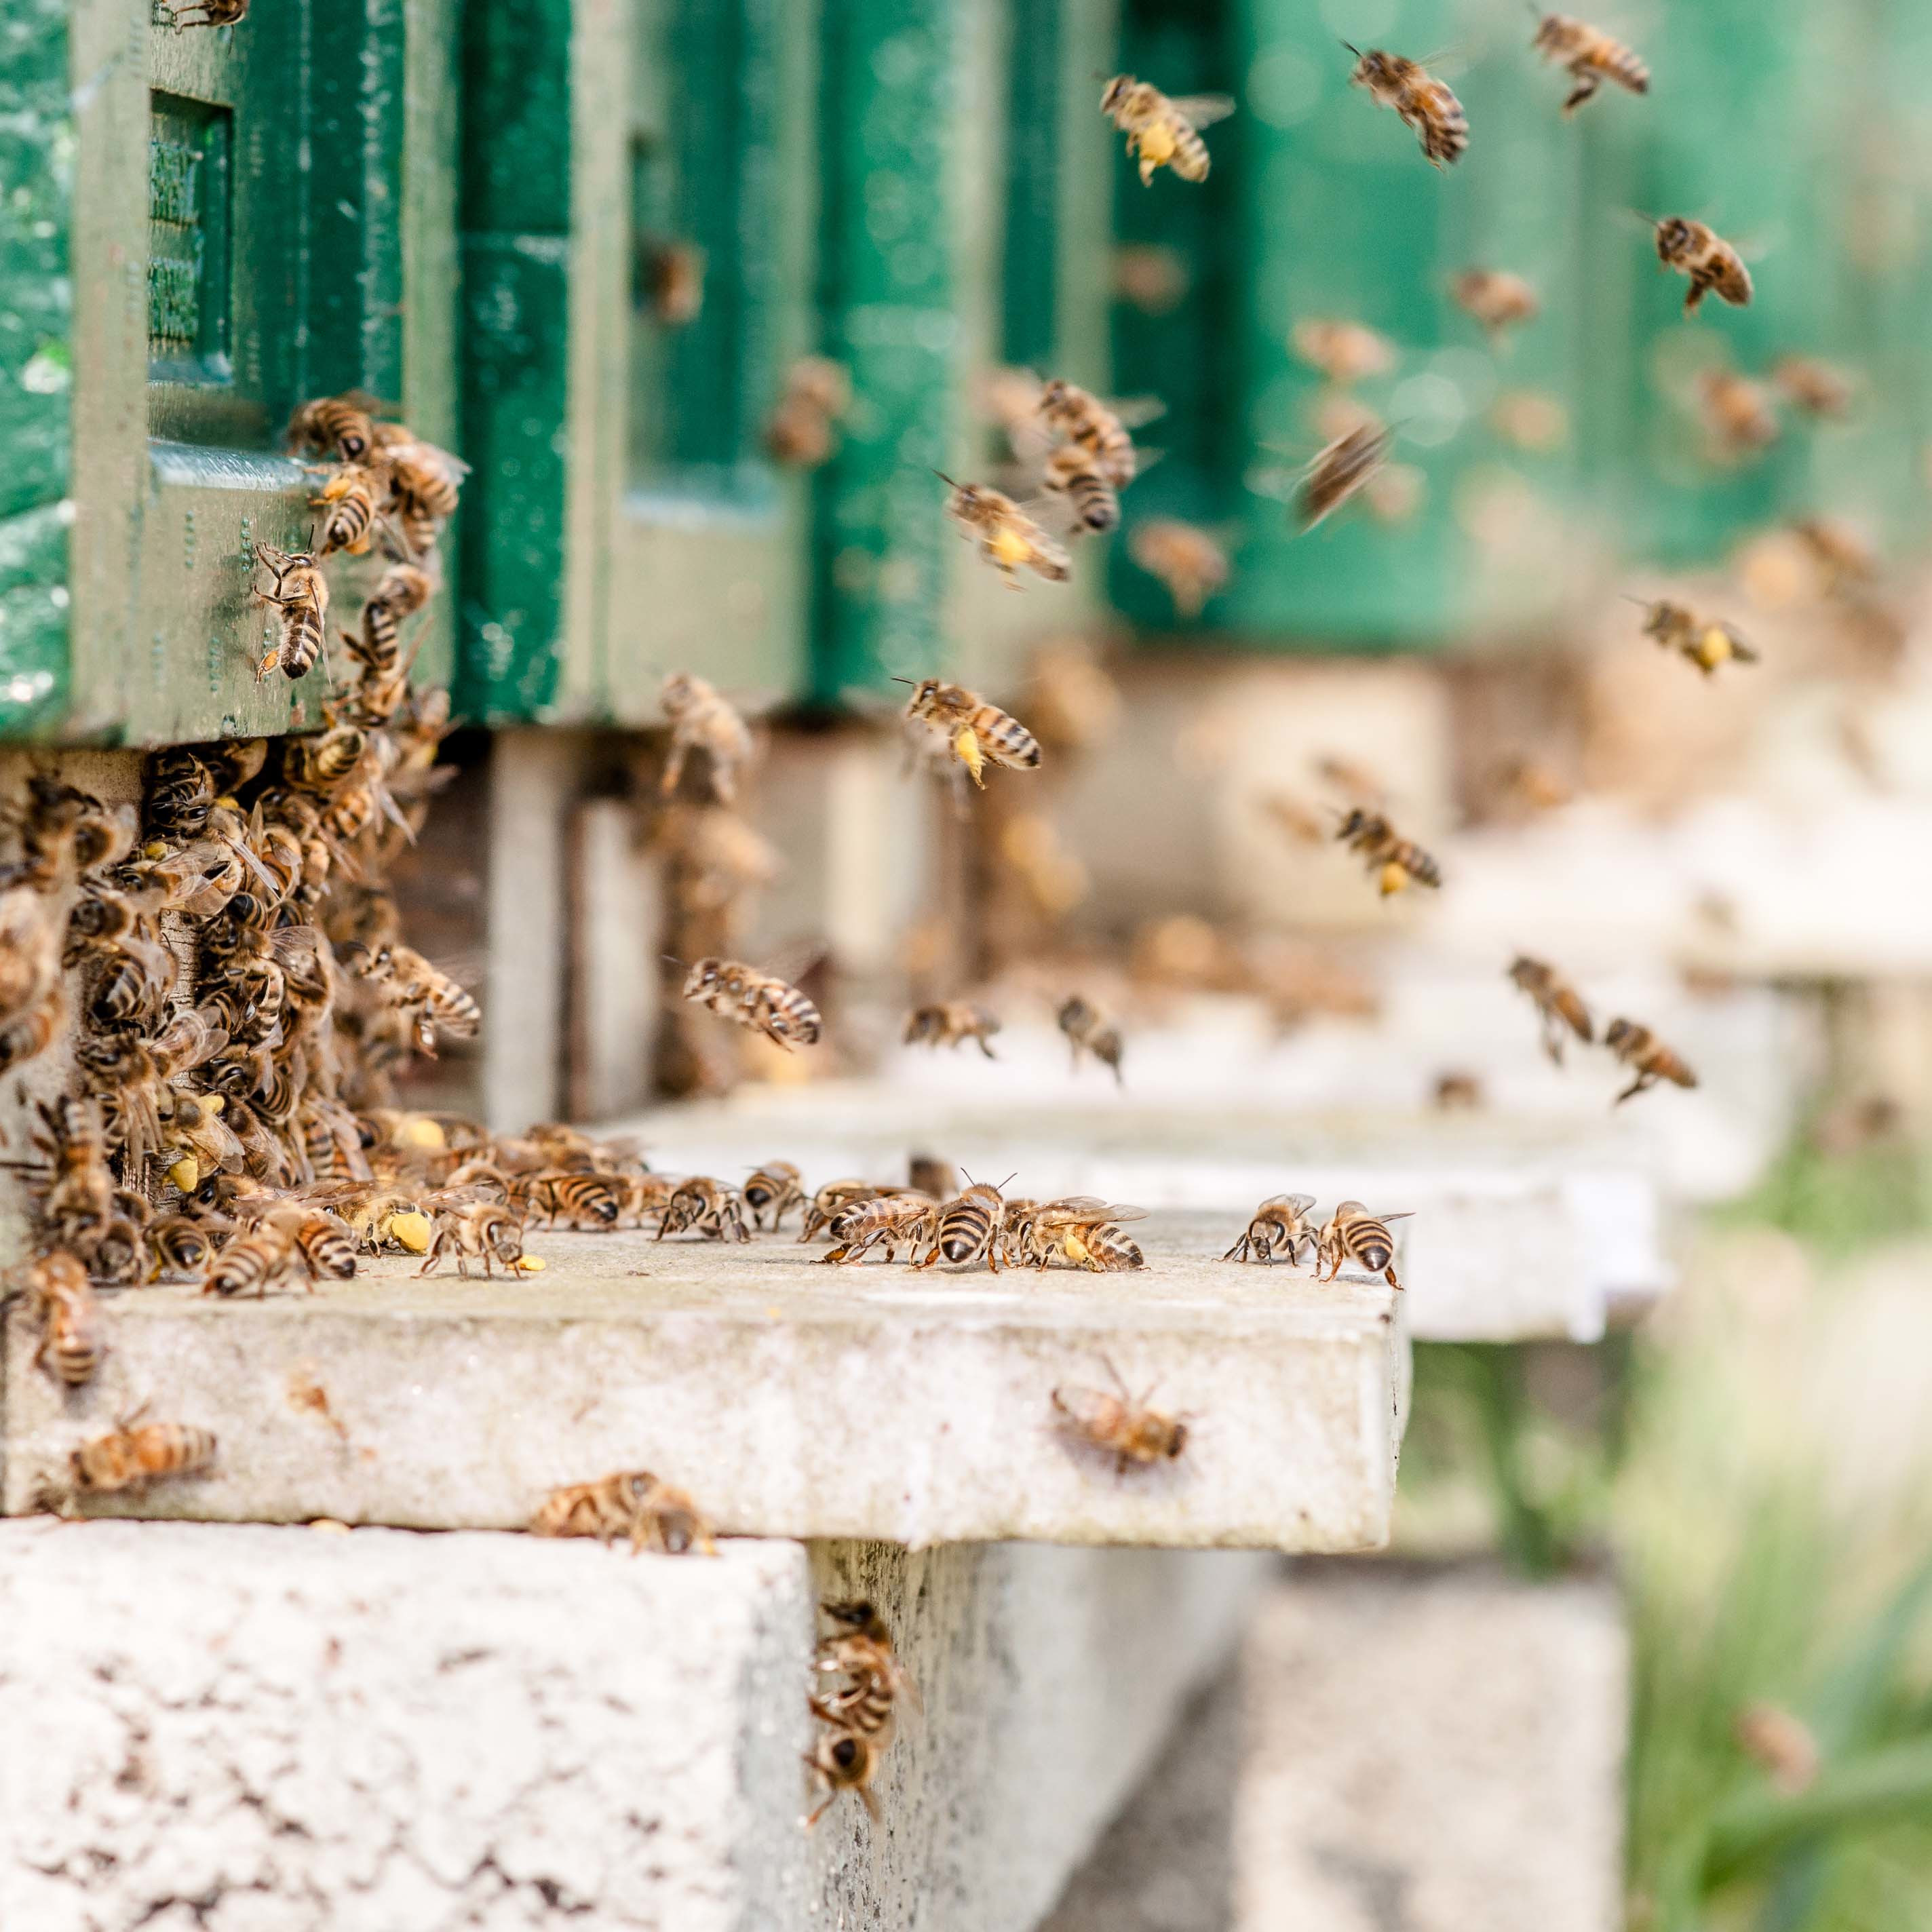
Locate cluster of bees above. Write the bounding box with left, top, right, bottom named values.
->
left=805, top=1600, right=918, bottom=1826
left=1221, top=1195, right=1408, bottom=1291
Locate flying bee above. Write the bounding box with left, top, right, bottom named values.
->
left=419, top=1198, right=524, bottom=1276
left=1771, top=356, right=1855, bottom=421
left=1098, top=75, right=1235, bottom=185
left=765, top=355, right=852, bottom=468
left=678, top=955, right=823, bottom=1051
left=1733, top=1703, right=1821, bottom=1797
left=643, top=239, right=706, bottom=325
left=251, top=543, right=330, bottom=680
left=25, top=1251, right=102, bottom=1387
left=1128, top=518, right=1229, bottom=619
left=900, top=676, right=1043, bottom=790
left=1058, top=994, right=1124, bottom=1084
left=1651, top=216, right=1752, bottom=314
left=912, top=1176, right=1011, bottom=1272
left=1490, top=754, right=1572, bottom=815
left=1315, top=1200, right=1412, bottom=1292
left=938, top=477, right=1071, bottom=588
left=1697, top=368, right=1780, bottom=462
left=1530, top=14, right=1648, bottom=113
left=741, top=1160, right=805, bottom=1232
left=656, top=1176, right=750, bottom=1243
left=285, top=391, right=378, bottom=465
left=1508, top=954, right=1594, bottom=1064
left=1022, top=1197, right=1149, bottom=1273
left=203, top=1221, right=303, bottom=1298
left=903, top=1001, right=1001, bottom=1060
left=1334, top=808, right=1442, bottom=895
left=1634, top=598, right=1759, bottom=677
left=1295, top=422, right=1394, bottom=531
left=805, top=1727, right=883, bottom=1828
left=812, top=1600, right=919, bottom=1743
left=311, top=465, right=383, bottom=556
left=1433, top=1070, right=1485, bottom=1111
left=1038, top=377, right=1148, bottom=490
left=1450, top=269, right=1540, bottom=345
left=352, top=942, right=480, bottom=1054
left=1791, top=516, right=1878, bottom=591
left=1603, top=1017, right=1697, bottom=1104
left=1345, top=46, right=1469, bottom=168
left=798, top=1178, right=885, bottom=1243
left=1290, top=318, right=1397, bottom=386
left=822, top=1192, right=939, bottom=1267
left=1222, top=1193, right=1319, bottom=1267
left=1041, top=442, right=1125, bottom=535
left=530, top=1469, right=716, bottom=1554
left=1051, top=1358, right=1189, bottom=1472
left=68, top=1412, right=217, bottom=1498
left=659, top=672, right=756, bottom=805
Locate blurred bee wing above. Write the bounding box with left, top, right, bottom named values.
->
left=1105, top=394, right=1169, bottom=431
left=1243, top=465, right=1303, bottom=504
left=1098, top=1203, right=1151, bottom=1224
left=1167, top=93, right=1236, bottom=128
left=760, top=938, right=830, bottom=986
left=1376, top=1210, right=1417, bottom=1223
left=1015, top=492, right=1083, bottom=539
left=1039, top=1194, right=1116, bottom=1219
left=1277, top=1193, right=1318, bottom=1216
left=220, top=830, right=284, bottom=894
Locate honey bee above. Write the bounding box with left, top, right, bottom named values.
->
left=1051, top=1358, right=1189, bottom=1472
left=1041, top=442, right=1125, bottom=536
left=1128, top=518, right=1229, bottom=619
left=1733, top=1704, right=1821, bottom=1797
left=912, top=1177, right=1011, bottom=1271
left=1098, top=75, right=1235, bottom=185
left=798, top=1178, right=884, bottom=1243
left=202, top=1221, right=303, bottom=1298
left=741, top=1161, right=805, bottom=1232
left=22, top=1096, right=116, bottom=1257
left=811, top=1600, right=919, bottom=1742
left=1530, top=15, right=1649, bottom=114
left=252, top=543, right=330, bottom=680
left=1295, top=423, right=1393, bottom=531
left=517, top=1170, right=623, bottom=1230
left=805, top=1726, right=883, bottom=1828
left=143, top=747, right=216, bottom=841
left=1038, top=379, right=1146, bottom=484
left=659, top=672, right=755, bottom=805
left=1490, top=755, right=1572, bottom=815
left=656, top=1176, right=751, bottom=1243
left=908, top=1155, right=957, bottom=1201
left=0, top=883, right=63, bottom=1022
left=900, top=676, right=1043, bottom=790
left=353, top=942, right=481, bottom=1054
left=938, top=477, right=1070, bottom=588
left=256, top=1201, right=360, bottom=1282
left=343, top=562, right=436, bottom=696
left=1652, top=217, right=1753, bottom=315
left=530, top=1469, right=716, bottom=1555
left=1697, top=368, right=1779, bottom=461
left=1222, top=1193, right=1318, bottom=1267
left=285, top=392, right=378, bottom=465
left=157, top=0, right=252, bottom=24
left=1451, top=270, right=1540, bottom=346
left=765, top=356, right=852, bottom=468
left=1603, top=1017, right=1698, bottom=1104
left=375, top=433, right=467, bottom=558
left=1290, top=318, right=1397, bottom=386
left=1791, top=516, right=1878, bottom=590
left=1016, top=1197, right=1148, bottom=1273
left=25, top=1251, right=101, bottom=1386
left=1634, top=598, right=1759, bottom=676
left=1315, top=1200, right=1412, bottom=1292
left=1433, top=1070, right=1485, bottom=1111
left=1507, top=955, right=1594, bottom=1064
left=1771, top=356, right=1855, bottom=421
left=1345, top=47, right=1469, bottom=168
left=0, top=991, right=62, bottom=1075
left=903, top=1001, right=1001, bottom=1060
left=822, top=1191, right=939, bottom=1266
left=419, top=1197, right=525, bottom=1276
left=1334, top=808, right=1442, bottom=895
left=1112, top=243, right=1190, bottom=313
left=311, top=465, right=383, bottom=556
left=149, top=1212, right=218, bottom=1279
left=1058, top=994, right=1124, bottom=1085
left=678, top=957, right=823, bottom=1050
left=161, top=1090, right=247, bottom=1193
left=68, top=1410, right=218, bottom=1497
left=644, top=240, right=706, bottom=325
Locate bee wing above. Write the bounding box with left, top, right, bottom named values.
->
left=1104, top=394, right=1169, bottom=431
left=1037, top=1195, right=1116, bottom=1222
left=1243, top=465, right=1302, bottom=505
left=1720, top=625, right=1760, bottom=662
left=1013, top=493, right=1083, bottom=539
left=1271, top=1193, right=1319, bottom=1217
left=1098, top=1203, right=1151, bottom=1224
left=1167, top=93, right=1236, bottom=129
left=758, top=938, right=830, bottom=988
left=1376, top=1210, right=1417, bottom=1223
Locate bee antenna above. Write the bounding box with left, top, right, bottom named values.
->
left=1617, top=593, right=1653, bottom=607
left=931, top=470, right=960, bottom=488
left=1340, top=40, right=1361, bottom=56
left=889, top=676, right=916, bottom=686
left=996, top=1172, right=1018, bottom=1193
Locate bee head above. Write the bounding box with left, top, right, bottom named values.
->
left=1655, top=217, right=1692, bottom=263
left=1604, top=1018, right=1636, bottom=1051
left=1098, top=74, right=1134, bottom=115
left=659, top=670, right=697, bottom=714
left=682, top=957, right=722, bottom=998
left=829, top=1735, right=864, bottom=1773
left=823, top=1598, right=876, bottom=1629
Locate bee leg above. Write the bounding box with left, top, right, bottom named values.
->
left=975, top=1035, right=997, bottom=1060
left=804, top=1788, right=838, bottom=1830
left=986, top=1243, right=1003, bottom=1273
left=659, top=739, right=687, bottom=798
left=1220, top=1238, right=1244, bottom=1262
left=1561, top=70, right=1600, bottom=115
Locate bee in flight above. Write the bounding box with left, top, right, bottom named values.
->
left=1291, top=318, right=1397, bottom=387
left=1051, top=1358, right=1190, bottom=1473
left=1771, top=356, right=1855, bottom=421
left=1603, top=1018, right=1697, bottom=1104
left=765, top=356, right=852, bottom=469
left=1696, top=368, right=1779, bottom=463
left=899, top=676, right=1043, bottom=790
left=1058, top=994, right=1124, bottom=1084
left=1128, top=519, right=1229, bottom=619
left=1334, top=808, right=1442, bottom=897
left=1650, top=216, right=1753, bottom=314
left=1631, top=598, right=1759, bottom=677
left=903, top=1001, right=1001, bottom=1060
left=1508, top=954, right=1594, bottom=1065
left=938, top=476, right=1070, bottom=589
left=1450, top=269, right=1540, bottom=347
left=1345, top=45, right=1469, bottom=168
left=659, top=672, right=755, bottom=805
left=1296, top=422, right=1394, bottom=533
left=1098, top=75, right=1235, bottom=185
left=678, top=957, right=823, bottom=1050
left=1530, top=14, right=1649, bottom=115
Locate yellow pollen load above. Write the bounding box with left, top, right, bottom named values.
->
left=168, top=1156, right=199, bottom=1194
left=1378, top=861, right=1411, bottom=897
left=213, top=794, right=240, bottom=810
left=1139, top=123, right=1178, bottom=165
left=201, top=1093, right=226, bottom=1114
left=385, top=1210, right=433, bottom=1254
left=393, top=1115, right=446, bottom=1151
left=1694, top=627, right=1732, bottom=671
left=990, top=526, right=1032, bottom=567
left=1062, top=1231, right=1093, bottom=1267
left=952, top=723, right=986, bottom=786
left=514, top=1254, right=547, bottom=1273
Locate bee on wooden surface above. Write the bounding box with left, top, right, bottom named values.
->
left=765, top=356, right=852, bottom=468
left=900, top=676, right=1043, bottom=790
left=1, top=778, right=138, bottom=889
left=161, top=1090, right=246, bottom=1195
left=1334, top=807, right=1442, bottom=896
left=1295, top=422, right=1393, bottom=532
left=202, top=1221, right=303, bottom=1298
left=1634, top=598, right=1759, bottom=677
left=1019, top=1197, right=1148, bottom=1273
left=148, top=1212, right=218, bottom=1279
left=939, top=478, right=1071, bottom=589
left=1058, top=994, right=1124, bottom=1085
left=344, top=562, right=436, bottom=694
left=678, top=956, right=823, bottom=1051
left=1345, top=46, right=1469, bottom=167
left=530, top=1469, right=716, bottom=1555
left=822, top=1191, right=939, bottom=1267
left=1530, top=14, right=1649, bottom=115
left=1433, top=1070, right=1485, bottom=1111
left=1697, top=368, right=1779, bottom=462
left=66, top=1413, right=216, bottom=1500
left=1771, top=356, right=1855, bottom=421
left=419, top=1197, right=525, bottom=1277
left=24, top=1251, right=101, bottom=1387
left=1603, top=1017, right=1698, bottom=1104
left=257, top=1202, right=360, bottom=1282
left=157, top=0, right=252, bottom=25
left=1222, top=1193, right=1318, bottom=1267
left=1507, top=955, right=1594, bottom=1065
left=285, top=392, right=378, bottom=465
left=1651, top=217, right=1752, bottom=315
left=24, top=1096, right=116, bottom=1254
left=903, top=1001, right=1001, bottom=1060
left=311, top=465, right=383, bottom=557
left=518, top=1170, right=623, bottom=1231
left=1451, top=269, right=1540, bottom=346
left=1290, top=318, right=1397, bottom=387
left=659, top=672, right=755, bottom=805
left=798, top=1178, right=885, bottom=1243
left=352, top=942, right=480, bottom=1055
left=251, top=543, right=330, bottom=681
left=144, top=747, right=216, bottom=841
left=284, top=724, right=370, bottom=797
left=812, top=1600, right=919, bottom=1743
left=657, top=1176, right=751, bottom=1243
left=912, top=1177, right=1011, bottom=1272
left=1315, top=1200, right=1412, bottom=1292
left=1127, top=518, right=1229, bottom=619
left=805, top=1727, right=883, bottom=1828
left=84, top=933, right=180, bottom=1032
left=1098, top=74, right=1235, bottom=185
left=1051, top=1358, right=1189, bottom=1472
left=741, top=1161, right=805, bottom=1233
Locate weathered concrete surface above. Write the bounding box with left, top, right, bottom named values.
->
left=1, top=1218, right=1405, bottom=1551
left=621, top=1081, right=1668, bottom=1342
left=0, top=1521, right=1271, bottom=1932
left=1233, top=1562, right=1627, bottom=1932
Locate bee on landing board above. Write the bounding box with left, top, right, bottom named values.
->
left=798, top=1180, right=885, bottom=1244
left=903, top=1001, right=1001, bottom=1060
left=1098, top=75, right=1235, bottom=185
left=1058, top=994, right=1125, bottom=1084
left=1530, top=14, right=1649, bottom=115
left=311, top=465, right=383, bottom=558
left=899, top=677, right=1043, bottom=790
left=1345, top=46, right=1469, bottom=168
left=742, top=1161, right=805, bottom=1232
left=656, top=1176, right=751, bottom=1243
left=912, top=1177, right=1011, bottom=1272
left=1334, top=808, right=1442, bottom=897
left=1011, top=1197, right=1148, bottom=1273
left=805, top=1727, right=884, bottom=1828
left=1651, top=217, right=1752, bottom=314
left=678, top=957, right=823, bottom=1051
left=1222, top=1193, right=1318, bottom=1267
left=659, top=672, right=755, bottom=805
left=821, top=1192, right=939, bottom=1267
left=24, top=1250, right=102, bottom=1387
left=1315, top=1201, right=1412, bottom=1292
left=1051, top=1359, right=1190, bottom=1473
left=1604, top=1018, right=1698, bottom=1104
left=285, top=391, right=378, bottom=465
left=530, top=1470, right=716, bottom=1554
left=938, top=478, right=1071, bottom=589
left=251, top=543, right=329, bottom=681
left=67, top=1410, right=217, bottom=1499
left=1508, top=955, right=1595, bottom=1065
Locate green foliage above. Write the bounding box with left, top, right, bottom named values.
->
left=1716, top=1129, right=1932, bottom=1254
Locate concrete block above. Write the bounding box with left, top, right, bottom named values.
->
left=1, top=1220, right=1405, bottom=1551
left=1234, top=1562, right=1627, bottom=1932
left=0, top=1521, right=1271, bottom=1932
